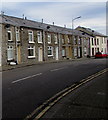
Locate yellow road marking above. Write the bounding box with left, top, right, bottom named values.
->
left=24, top=68, right=108, bottom=120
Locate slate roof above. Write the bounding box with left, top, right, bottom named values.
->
left=76, top=26, right=107, bottom=37
left=0, top=14, right=83, bottom=36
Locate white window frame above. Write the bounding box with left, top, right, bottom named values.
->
left=74, top=48, right=77, bottom=57
left=91, top=38, right=94, bottom=45
left=28, top=30, right=34, bottom=43
left=7, top=46, right=14, bottom=60
left=48, top=46, right=53, bottom=57
left=16, top=29, right=20, bottom=41
left=48, top=34, right=51, bottom=44
left=54, top=35, right=58, bottom=44
left=62, top=38, right=65, bottom=44
left=7, top=30, right=12, bottom=41
left=97, top=38, right=99, bottom=45
left=67, top=37, right=70, bottom=43
left=37, top=31, right=42, bottom=43
left=84, top=47, right=87, bottom=55
left=28, top=46, right=35, bottom=58
left=62, top=48, right=65, bottom=56
left=78, top=37, right=81, bottom=44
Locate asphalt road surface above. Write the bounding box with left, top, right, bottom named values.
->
left=2, top=58, right=108, bottom=119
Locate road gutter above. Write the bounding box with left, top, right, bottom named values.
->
left=24, top=68, right=108, bottom=120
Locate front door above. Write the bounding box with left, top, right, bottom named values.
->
left=38, top=47, right=43, bottom=61
left=17, top=45, right=21, bottom=64
left=55, top=47, right=59, bottom=60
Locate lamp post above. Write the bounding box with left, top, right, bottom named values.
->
left=72, top=16, right=81, bottom=58
left=72, top=16, right=81, bottom=30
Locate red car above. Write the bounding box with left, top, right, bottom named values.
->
left=95, top=52, right=108, bottom=58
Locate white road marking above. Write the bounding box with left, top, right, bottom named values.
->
left=12, top=73, right=42, bottom=84
left=50, top=67, right=66, bottom=72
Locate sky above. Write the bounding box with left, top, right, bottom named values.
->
left=0, top=1, right=107, bottom=35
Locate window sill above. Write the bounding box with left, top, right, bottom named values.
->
left=48, top=42, right=51, bottom=44
left=8, top=40, right=13, bottom=42
left=38, top=42, right=43, bottom=44
left=29, top=42, right=35, bottom=44
left=28, top=56, right=36, bottom=59
left=48, top=55, right=53, bottom=57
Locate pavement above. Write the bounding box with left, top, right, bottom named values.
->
left=0, top=57, right=91, bottom=72
left=41, top=71, right=108, bottom=119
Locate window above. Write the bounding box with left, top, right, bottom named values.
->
left=104, top=38, right=106, bottom=44
left=8, top=31, right=12, bottom=41
left=54, top=35, right=58, bottom=44
left=62, top=48, right=65, bottom=56
left=48, top=46, right=53, bottom=56
left=78, top=37, right=81, bottom=44
left=67, top=37, right=70, bottom=43
left=7, top=46, right=14, bottom=60
left=84, top=47, right=87, bottom=55
left=101, top=48, right=103, bottom=52
left=16, top=30, right=20, bottom=41
left=84, top=38, right=86, bottom=44
left=62, top=38, right=65, bottom=44
left=74, top=48, right=77, bottom=57
left=28, top=46, right=35, bottom=58
left=37, top=31, right=42, bottom=43
left=28, top=30, right=34, bottom=43
left=92, top=48, right=94, bottom=56
left=74, top=36, right=77, bottom=45
left=97, top=48, right=99, bottom=52
left=102, top=38, right=103, bottom=44
left=97, top=38, right=99, bottom=45
left=94, top=39, right=96, bottom=45
left=48, top=34, right=51, bottom=44
left=91, top=38, right=94, bottom=45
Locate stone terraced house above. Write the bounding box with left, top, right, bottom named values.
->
left=0, top=14, right=107, bottom=67
left=76, top=26, right=108, bottom=57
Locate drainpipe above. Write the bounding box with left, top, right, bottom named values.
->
left=43, top=30, right=46, bottom=61
left=58, top=33, right=61, bottom=60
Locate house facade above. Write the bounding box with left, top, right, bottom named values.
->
left=0, top=14, right=107, bottom=67
left=76, top=26, right=108, bottom=57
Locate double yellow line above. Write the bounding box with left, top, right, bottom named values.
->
left=24, top=68, right=108, bottom=120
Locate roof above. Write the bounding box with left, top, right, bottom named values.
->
left=0, top=14, right=84, bottom=36
left=76, top=26, right=107, bottom=37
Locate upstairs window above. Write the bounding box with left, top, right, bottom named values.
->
left=78, top=37, right=81, bottom=44
left=97, top=38, right=99, bottom=45
left=28, top=30, right=34, bottom=43
left=94, top=39, right=96, bottom=45
left=16, top=30, right=20, bottom=41
left=62, top=38, right=65, bottom=44
left=74, top=36, right=77, bottom=45
left=8, top=31, right=12, bottom=41
left=37, top=31, right=42, bottom=43
left=67, top=37, right=70, bottom=43
left=48, top=34, right=51, bottom=44
left=91, top=38, right=94, bottom=45
left=54, top=35, right=58, bottom=44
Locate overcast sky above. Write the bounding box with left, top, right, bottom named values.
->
left=1, top=1, right=107, bottom=35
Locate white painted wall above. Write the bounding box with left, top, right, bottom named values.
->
left=90, top=36, right=107, bottom=56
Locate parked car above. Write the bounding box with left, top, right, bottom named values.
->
left=95, top=52, right=108, bottom=58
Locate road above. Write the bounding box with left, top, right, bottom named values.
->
left=2, top=58, right=108, bottom=119
left=42, top=70, right=108, bottom=119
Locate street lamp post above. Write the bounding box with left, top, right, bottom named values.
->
left=72, top=16, right=81, bottom=58
left=72, top=16, right=81, bottom=30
